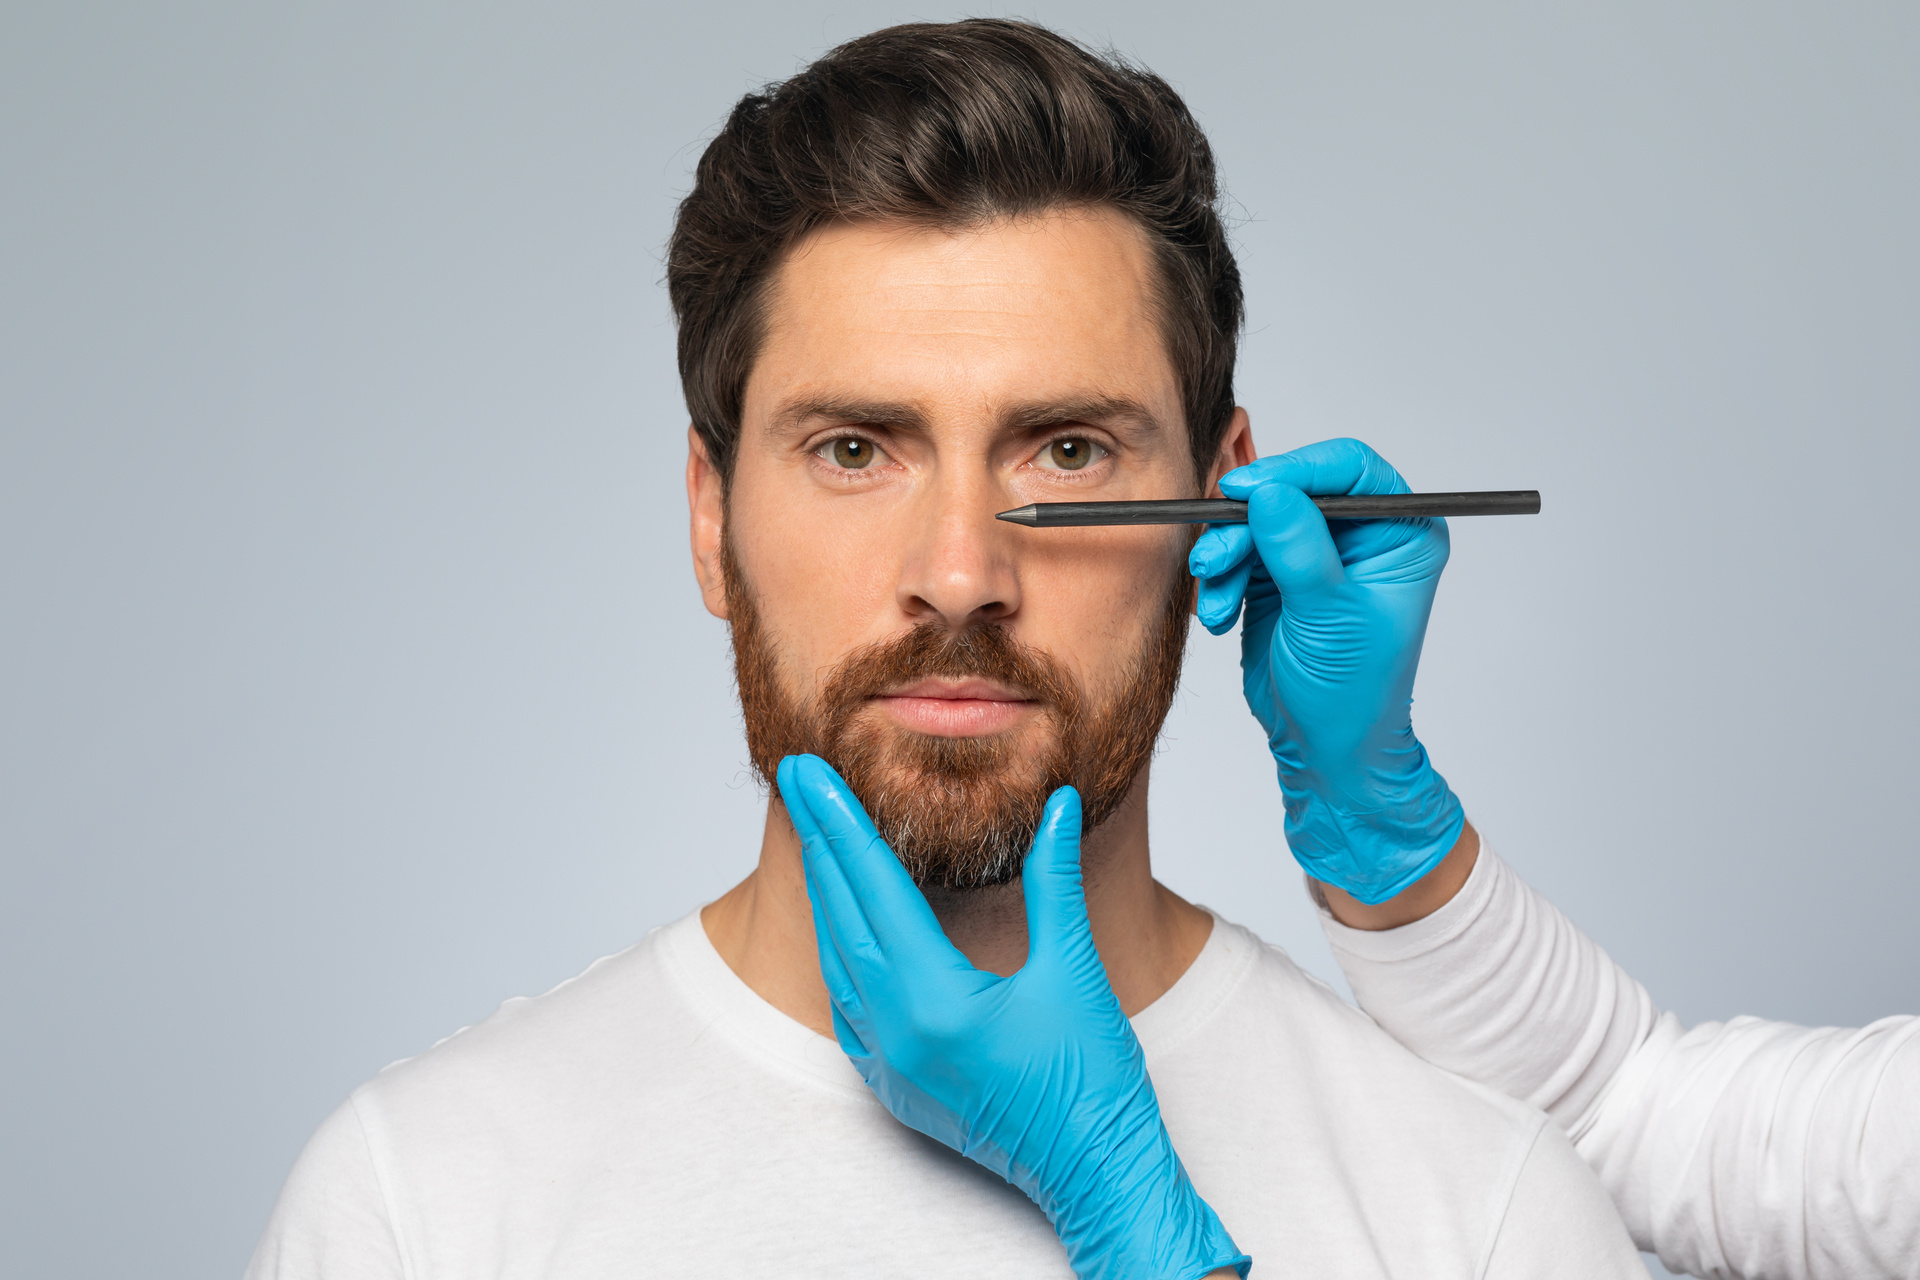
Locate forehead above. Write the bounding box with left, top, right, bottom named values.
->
left=746, top=208, right=1179, bottom=423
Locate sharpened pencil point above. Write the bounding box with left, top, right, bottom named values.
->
left=996, top=505, right=1040, bottom=526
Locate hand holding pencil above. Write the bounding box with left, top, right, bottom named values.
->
left=1186, top=438, right=1470, bottom=905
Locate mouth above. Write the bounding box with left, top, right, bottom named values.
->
left=870, top=677, right=1039, bottom=738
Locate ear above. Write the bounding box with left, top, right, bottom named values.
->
left=687, top=426, right=730, bottom=621
left=1202, top=407, right=1256, bottom=497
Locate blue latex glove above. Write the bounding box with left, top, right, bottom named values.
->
left=1189, top=437, right=1465, bottom=905
left=776, top=753, right=1250, bottom=1280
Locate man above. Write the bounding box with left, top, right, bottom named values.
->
left=247, top=20, right=1642, bottom=1277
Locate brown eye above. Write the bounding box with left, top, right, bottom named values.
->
left=831, top=437, right=874, bottom=469
left=1048, top=437, right=1095, bottom=470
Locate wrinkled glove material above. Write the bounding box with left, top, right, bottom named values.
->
left=778, top=753, right=1250, bottom=1280
left=1189, top=437, right=1466, bottom=905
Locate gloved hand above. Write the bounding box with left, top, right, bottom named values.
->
left=1189, top=437, right=1465, bottom=905
left=776, top=753, right=1250, bottom=1280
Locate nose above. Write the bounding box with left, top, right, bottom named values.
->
left=894, top=471, right=1022, bottom=629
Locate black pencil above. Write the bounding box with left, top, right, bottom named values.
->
left=995, top=491, right=1541, bottom=527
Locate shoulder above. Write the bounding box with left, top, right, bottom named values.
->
left=1156, top=914, right=1562, bottom=1149
left=246, top=1096, right=404, bottom=1280
left=1154, top=916, right=1636, bottom=1267
left=1203, top=916, right=1555, bottom=1127
left=349, top=914, right=703, bottom=1151
left=249, top=913, right=735, bottom=1273
left=1482, top=1121, right=1646, bottom=1278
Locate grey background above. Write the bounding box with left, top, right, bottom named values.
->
left=3, top=3, right=1915, bottom=1278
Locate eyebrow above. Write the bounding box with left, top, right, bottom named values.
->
left=768, top=398, right=930, bottom=436
left=767, top=395, right=1164, bottom=439
left=1003, top=396, right=1164, bottom=439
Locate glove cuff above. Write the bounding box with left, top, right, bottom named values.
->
left=1046, top=1124, right=1250, bottom=1280
left=1281, top=754, right=1466, bottom=905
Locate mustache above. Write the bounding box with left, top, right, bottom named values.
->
left=819, top=620, right=1080, bottom=722
left=814, top=620, right=1084, bottom=890
left=722, top=524, right=1196, bottom=890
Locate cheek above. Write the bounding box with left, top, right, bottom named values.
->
left=1020, top=535, right=1187, bottom=680
left=729, top=510, right=900, bottom=664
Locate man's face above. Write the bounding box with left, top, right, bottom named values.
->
left=692, top=208, right=1244, bottom=888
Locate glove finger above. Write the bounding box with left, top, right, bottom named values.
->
left=1222, top=439, right=1438, bottom=575
left=1242, top=481, right=1347, bottom=604
left=1330, top=510, right=1444, bottom=571
left=1019, top=787, right=1095, bottom=969
left=782, top=754, right=968, bottom=974
left=1218, top=437, right=1411, bottom=501
left=789, top=806, right=868, bottom=1024
left=780, top=756, right=884, bottom=993
left=806, top=862, right=880, bottom=1061
left=829, top=998, right=872, bottom=1062
left=1190, top=523, right=1255, bottom=635
left=779, top=754, right=869, bottom=938
left=1188, top=521, right=1254, bottom=579
left=782, top=769, right=884, bottom=1066
left=1195, top=559, right=1254, bottom=635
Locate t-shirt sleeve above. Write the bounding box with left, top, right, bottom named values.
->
left=245, top=1095, right=407, bottom=1280
left=1480, top=1121, right=1645, bottom=1280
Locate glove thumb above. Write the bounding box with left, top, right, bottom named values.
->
left=1020, top=787, right=1092, bottom=969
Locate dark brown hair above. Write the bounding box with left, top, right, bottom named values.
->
left=667, top=18, right=1243, bottom=481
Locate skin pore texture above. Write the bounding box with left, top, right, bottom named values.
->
left=692, top=208, right=1255, bottom=1035
left=689, top=206, right=1472, bottom=1042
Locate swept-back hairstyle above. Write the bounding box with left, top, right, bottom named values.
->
left=666, top=18, right=1243, bottom=481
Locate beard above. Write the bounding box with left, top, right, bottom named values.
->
left=725, top=538, right=1195, bottom=891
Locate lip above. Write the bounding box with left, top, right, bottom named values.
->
left=884, top=677, right=1030, bottom=702
left=871, top=678, right=1038, bottom=738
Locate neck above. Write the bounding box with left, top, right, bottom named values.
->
left=701, top=770, right=1214, bottom=1038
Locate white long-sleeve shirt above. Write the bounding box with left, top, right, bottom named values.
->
left=1318, top=845, right=1920, bottom=1280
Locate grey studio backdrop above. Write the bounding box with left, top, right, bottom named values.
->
left=3, top=3, right=1916, bottom=1278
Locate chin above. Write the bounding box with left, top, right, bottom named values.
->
left=834, top=733, right=1066, bottom=891
left=864, top=722, right=1061, bottom=792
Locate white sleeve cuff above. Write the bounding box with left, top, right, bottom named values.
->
left=1312, top=831, right=1510, bottom=965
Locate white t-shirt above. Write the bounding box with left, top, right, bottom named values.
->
left=1321, top=845, right=1920, bottom=1280
left=247, top=909, right=1644, bottom=1279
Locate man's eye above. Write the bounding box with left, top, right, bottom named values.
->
left=1036, top=437, right=1104, bottom=471
left=820, top=436, right=882, bottom=469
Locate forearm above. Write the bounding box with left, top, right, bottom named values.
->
left=1317, top=840, right=1656, bottom=1135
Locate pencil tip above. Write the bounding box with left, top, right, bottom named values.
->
left=996, top=505, right=1039, bottom=526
